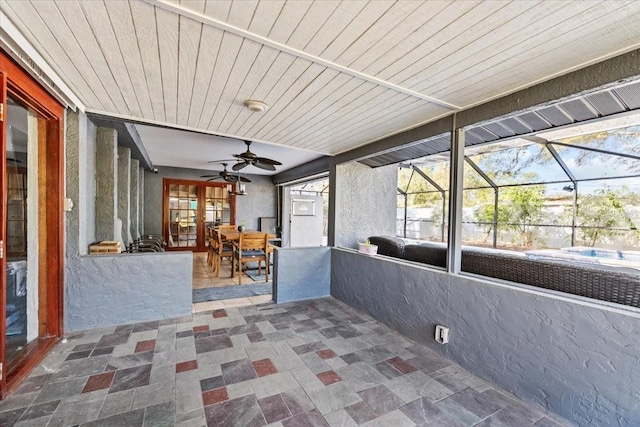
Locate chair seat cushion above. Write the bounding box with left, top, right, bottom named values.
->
left=237, top=250, right=266, bottom=258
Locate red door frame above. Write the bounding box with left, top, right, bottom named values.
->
left=0, top=50, right=64, bottom=398
left=163, top=178, right=237, bottom=252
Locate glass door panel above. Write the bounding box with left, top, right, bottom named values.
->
left=204, top=187, right=216, bottom=248
left=203, top=185, right=232, bottom=248
left=168, top=184, right=199, bottom=248
left=165, top=180, right=234, bottom=251
left=4, top=96, right=34, bottom=366
left=0, top=53, right=64, bottom=398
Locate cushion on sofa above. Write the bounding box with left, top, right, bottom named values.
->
left=367, top=236, right=407, bottom=258
left=404, top=243, right=447, bottom=268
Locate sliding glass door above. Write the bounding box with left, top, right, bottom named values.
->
left=0, top=52, right=64, bottom=398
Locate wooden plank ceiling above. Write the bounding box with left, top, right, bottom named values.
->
left=4, top=0, right=640, bottom=158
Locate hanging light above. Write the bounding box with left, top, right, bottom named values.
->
left=228, top=173, right=248, bottom=196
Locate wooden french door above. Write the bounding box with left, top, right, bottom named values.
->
left=163, top=179, right=236, bottom=252
left=0, top=51, right=64, bottom=398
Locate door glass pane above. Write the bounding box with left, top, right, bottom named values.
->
left=5, top=96, right=34, bottom=363
left=204, top=184, right=230, bottom=247
left=167, top=182, right=232, bottom=250
left=169, top=184, right=198, bottom=247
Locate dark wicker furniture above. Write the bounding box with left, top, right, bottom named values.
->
left=368, top=236, right=640, bottom=308
left=404, top=243, right=446, bottom=268
left=367, top=236, right=407, bottom=258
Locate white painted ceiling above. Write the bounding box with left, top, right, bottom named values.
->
left=135, top=124, right=321, bottom=174
left=4, top=0, right=640, bottom=173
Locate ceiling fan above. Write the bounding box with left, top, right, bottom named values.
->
left=232, top=140, right=282, bottom=171
left=200, top=163, right=251, bottom=183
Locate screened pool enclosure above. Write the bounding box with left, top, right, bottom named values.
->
left=398, top=120, right=640, bottom=254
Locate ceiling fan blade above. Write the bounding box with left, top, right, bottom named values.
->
left=200, top=175, right=218, bottom=178
left=207, top=159, right=237, bottom=163
left=230, top=140, right=281, bottom=168
left=252, top=162, right=276, bottom=171
left=232, top=162, right=248, bottom=171
left=255, top=157, right=282, bottom=166
left=223, top=175, right=239, bottom=183
left=239, top=176, right=252, bottom=183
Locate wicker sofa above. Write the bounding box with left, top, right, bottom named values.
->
left=367, top=236, right=407, bottom=258
left=367, top=236, right=640, bottom=308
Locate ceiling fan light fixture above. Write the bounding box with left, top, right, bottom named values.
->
left=227, top=183, right=247, bottom=196
left=243, top=99, right=268, bottom=113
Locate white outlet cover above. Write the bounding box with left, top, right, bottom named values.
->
left=435, top=325, right=449, bottom=344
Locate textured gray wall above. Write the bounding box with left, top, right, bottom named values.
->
left=86, top=123, right=97, bottom=246
left=130, top=159, right=140, bottom=238
left=65, top=111, right=97, bottom=256
left=65, top=113, right=192, bottom=332
left=334, top=162, right=396, bottom=249
left=65, top=252, right=192, bottom=331
left=144, top=166, right=276, bottom=235
left=117, top=147, right=131, bottom=244
left=236, top=175, right=277, bottom=231
left=65, top=110, right=84, bottom=257
left=273, top=247, right=330, bottom=303
left=331, top=249, right=640, bottom=426
left=139, top=167, right=145, bottom=234
left=95, top=127, right=118, bottom=241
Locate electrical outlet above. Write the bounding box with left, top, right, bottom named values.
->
left=435, top=325, right=449, bottom=344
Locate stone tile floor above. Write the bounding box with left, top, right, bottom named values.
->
left=191, top=252, right=273, bottom=311
left=0, top=297, right=566, bottom=427
left=192, top=252, right=248, bottom=290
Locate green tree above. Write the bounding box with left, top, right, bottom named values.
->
left=474, top=185, right=545, bottom=248
left=574, top=188, right=637, bottom=247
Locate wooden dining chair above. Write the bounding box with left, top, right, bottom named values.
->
left=206, top=227, right=216, bottom=267
left=212, top=229, right=234, bottom=277
left=232, top=232, right=268, bottom=284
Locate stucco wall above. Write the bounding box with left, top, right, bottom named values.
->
left=331, top=248, right=640, bottom=426
left=65, top=111, right=97, bottom=256
left=236, top=175, right=277, bottom=231
left=65, top=112, right=192, bottom=332
left=144, top=166, right=276, bottom=235
left=117, top=147, right=131, bottom=244
left=95, top=127, right=118, bottom=241
left=130, top=159, right=140, bottom=238
left=85, top=122, right=97, bottom=246
left=334, top=162, right=396, bottom=249
left=273, top=247, right=330, bottom=303
left=65, top=252, right=192, bottom=331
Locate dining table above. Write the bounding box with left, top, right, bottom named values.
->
left=217, top=229, right=278, bottom=278
left=218, top=229, right=276, bottom=242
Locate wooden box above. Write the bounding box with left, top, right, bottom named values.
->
left=89, top=241, right=122, bottom=254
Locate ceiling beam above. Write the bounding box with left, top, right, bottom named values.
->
left=272, top=156, right=331, bottom=186
left=333, top=115, right=453, bottom=165
left=88, top=113, right=154, bottom=170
